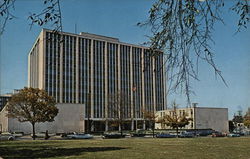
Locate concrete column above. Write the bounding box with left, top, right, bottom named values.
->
left=117, top=44, right=121, bottom=91
left=130, top=46, right=134, bottom=118
left=131, top=120, right=134, bottom=131
left=105, top=120, right=108, bottom=132
left=59, top=34, right=63, bottom=103
left=152, top=56, right=156, bottom=112
left=143, top=120, right=146, bottom=130
left=90, top=39, right=94, bottom=118
left=163, top=54, right=167, bottom=110
left=75, top=37, right=79, bottom=103
left=51, top=33, right=54, bottom=100
left=41, top=30, right=45, bottom=90
left=104, top=42, right=108, bottom=119
left=28, top=53, right=31, bottom=87
left=66, top=36, right=73, bottom=101
left=55, top=34, right=59, bottom=102
left=119, top=123, right=121, bottom=131
left=141, top=48, right=145, bottom=114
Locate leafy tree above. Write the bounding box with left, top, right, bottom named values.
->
left=160, top=101, right=192, bottom=137
left=228, top=120, right=235, bottom=133
left=232, top=110, right=244, bottom=124
left=243, top=108, right=250, bottom=128
left=143, top=109, right=158, bottom=138
left=6, top=87, right=58, bottom=140
left=138, top=0, right=249, bottom=103
left=108, top=91, right=131, bottom=136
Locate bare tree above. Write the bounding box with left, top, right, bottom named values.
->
left=0, top=0, right=62, bottom=35
left=0, top=0, right=249, bottom=103
left=0, top=0, right=16, bottom=35
left=1, top=0, right=248, bottom=36
left=138, top=0, right=249, bottom=104
left=108, top=91, right=131, bottom=136
left=28, top=0, right=63, bottom=33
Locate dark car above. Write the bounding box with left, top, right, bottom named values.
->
left=156, top=133, right=176, bottom=138
left=179, top=132, right=195, bottom=138
left=197, top=130, right=213, bottom=136
left=212, top=131, right=226, bottom=137
left=102, top=133, right=126, bottom=139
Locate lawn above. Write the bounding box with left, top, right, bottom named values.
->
left=0, top=137, right=250, bottom=159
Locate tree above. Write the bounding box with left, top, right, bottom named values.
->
left=143, top=109, right=158, bottom=138
left=243, top=107, right=250, bottom=128
left=138, top=0, right=249, bottom=103
left=108, top=92, right=131, bottom=136
left=232, top=110, right=244, bottom=124
left=160, top=101, right=192, bottom=137
left=6, top=87, right=58, bottom=140
left=228, top=120, right=236, bottom=133
left=0, top=0, right=249, bottom=102
left=0, top=0, right=62, bottom=35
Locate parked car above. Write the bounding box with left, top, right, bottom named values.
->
left=66, top=133, right=93, bottom=139
left=0, top=132, right=15, bottom=141
left=179, top=132, right=195, bottom=138
left=228, top=133, right=240, bottom=137
left=12, top=132, right=24, bottom=137
left=233, top=132, right=245, bottom=136
left=30, top=132, right=55, bottom=139
left=102, top=133, right=126, bottom=139
left=198, top=131, right=213, bottom=136
left=156, top=133, right=176, bottom=138
left=131, top=130, right=146, bottom=137
left=212, top=131, right=226, bottom=137
left=30, top=132, right=46, bottom=138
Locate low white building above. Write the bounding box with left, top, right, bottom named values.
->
left=0, top=103, right=84, bottom=134
left=155, top=105, right=229, bottom=133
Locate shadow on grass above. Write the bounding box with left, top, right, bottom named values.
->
left=0, top=146, right=126, bottom=159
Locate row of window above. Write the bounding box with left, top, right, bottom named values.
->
left=43, top=31, right=165, bottom=117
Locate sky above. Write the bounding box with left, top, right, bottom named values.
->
left=0, top=0, right=249, bottom=119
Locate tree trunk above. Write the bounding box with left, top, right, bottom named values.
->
left=32, top=122, right=36, bottom=140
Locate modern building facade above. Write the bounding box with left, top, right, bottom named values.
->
left=155, top=104, right=229, bottom=133
left=28, top=29, right=166, bottom=131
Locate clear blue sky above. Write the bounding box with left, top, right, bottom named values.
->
left=0, top=0, right=249, bottom=119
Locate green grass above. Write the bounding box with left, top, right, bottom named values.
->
left=1, top=137, right=250, bottom=159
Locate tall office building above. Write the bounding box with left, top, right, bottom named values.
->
left=28, top=29, right=166, bottom=131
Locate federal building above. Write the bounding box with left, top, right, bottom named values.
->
left=0, top=29, right=229, bottom=134
left=27, top=29, right=166, bottom=132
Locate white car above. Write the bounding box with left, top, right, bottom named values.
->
left=66, top=133, right=93, bottom=139
left=12, top=132, right=24, bottom=137
left=0, top=132, right=15, bottom=141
